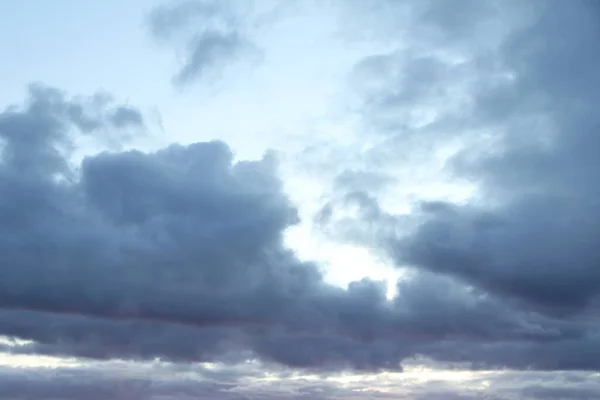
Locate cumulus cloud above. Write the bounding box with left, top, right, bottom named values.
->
left=4, top=82, right=598, bottom=374
left=0, top=83, right=404, bottom=371
left=0, top=84, right=312, bottom=366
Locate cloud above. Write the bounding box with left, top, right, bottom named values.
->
left=4, top=83, right=598, bottom=374
left=0, top=83, right=406, bottom=371
left=307, top=0, right=525, bottom=218
left=317, top=0, right=600, bottom=372
left=2, top=0, right=600, bottom=382
left=148, top=0, right=263, bottom=86
left=0, top=362, right=255, bottom=400
left=0, top=83, right=311, bottom=366
left=382, top=0, right=600, bottom=314
left=1, top=361, right=599, bottom=400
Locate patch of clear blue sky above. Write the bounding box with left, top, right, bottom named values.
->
left=0, top=0, right=170, bottom=108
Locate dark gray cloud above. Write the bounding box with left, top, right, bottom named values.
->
left=0, top=84, right=315, bottom=366
left=0, top=84, right=404, bottom=371
left=318, top=0, right=600, bottom=372
left=148, top=0, right=262, bottom=86
left=4, top=83, right=598, bottom=374
left=384, top=0, right=600, bottom=315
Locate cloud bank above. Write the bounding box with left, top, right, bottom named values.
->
left=2, top=0, right=600, bottom=398
left=2, top=76, right=600, bottom=374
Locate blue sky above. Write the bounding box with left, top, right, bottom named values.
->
left=0, top=1, right=166, bottom=101
left=1, top=1, right=600, bottom=399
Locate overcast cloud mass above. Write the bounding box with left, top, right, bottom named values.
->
left=0, top=0, right=599, bottom=398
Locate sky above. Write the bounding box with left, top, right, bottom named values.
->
left=0, top=0, right=599, bottom=399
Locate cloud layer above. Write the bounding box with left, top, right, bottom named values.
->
left=1, top=359, right=599, bottom=400
left=4, top=0, right=600, bottom=373
left=2, top=81, right=600, bottom=374
left=1, top=0, right=600, bottom=398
